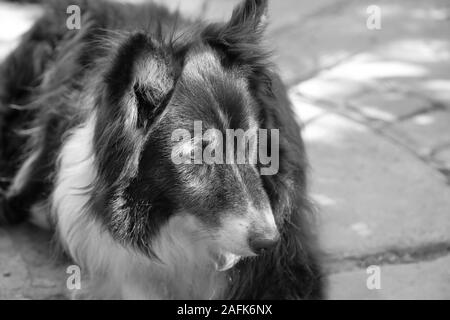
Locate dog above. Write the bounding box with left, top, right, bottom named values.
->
left=0, top=0, right=324, bottom=299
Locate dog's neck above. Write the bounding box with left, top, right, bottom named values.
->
left=145, top=214, right=229, bottom=299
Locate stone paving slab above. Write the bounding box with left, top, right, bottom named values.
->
left=347, top=92, right=433, bottom=123
left=292, top=74, right=375, bottom=108
left=295, top=47, right=450, bottom=109
left=0, top=225, right=67, bottom=300
left=265, top=0, right=347, bottom=33
left=303, top=113, right=450, bottom=258
left=270, top=0, right=450, bottom=84
left=288, top=90, right=328, bottom=126
left=383, top=110, right=450, bottom=157
left=270, top=7, right=369, bottom=84
left=285, top=0, right=450, bottom=113
left=327, top=254, right=450, bottom=299
left=434, top=147, right=450, bottom=172
left=0, top=229, right=29, bottom=299
left=410, top=79, right=450, bottom=107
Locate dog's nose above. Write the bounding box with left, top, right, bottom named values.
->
left=248, top=231, right=280, bottom=255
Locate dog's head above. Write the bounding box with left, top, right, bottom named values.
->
left=91, top=0, right=279, bottom=270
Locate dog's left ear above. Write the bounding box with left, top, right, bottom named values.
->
left=227, top=0, right=268, bottom=36
left=203, top=0, right=268, bottom=51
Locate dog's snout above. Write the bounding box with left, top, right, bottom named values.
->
left=248, top=230, right=280, bottom=254
left=246, top=207, right=280, bottom=254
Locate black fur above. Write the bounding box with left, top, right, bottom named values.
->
left=0, top=0, right=324, bottom=299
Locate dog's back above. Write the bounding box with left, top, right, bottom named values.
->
left=0, top=0, right=179, bottom=185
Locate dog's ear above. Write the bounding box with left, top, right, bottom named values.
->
left=202, top=0, right=269, bottom=66
left=227, top=0, right=268, bottom=36
left=93, top=33, right=175, bottom=190
left=102, top=33, right=175, bottom=130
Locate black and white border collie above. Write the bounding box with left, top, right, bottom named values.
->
left=0, top=0, right=324, bottom=299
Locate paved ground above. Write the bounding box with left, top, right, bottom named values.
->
left=0, top=0, right=449, bottom=299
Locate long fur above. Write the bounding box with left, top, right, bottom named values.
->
left=0, top=0, right=324, bottom=299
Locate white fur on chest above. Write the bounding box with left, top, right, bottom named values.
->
left=51, top=116, right=227, bottom=299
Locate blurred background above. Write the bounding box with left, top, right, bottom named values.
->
left=0, top=0, right=449, bottom=299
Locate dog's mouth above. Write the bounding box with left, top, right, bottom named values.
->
left=213, top=251, right=242, bottom=272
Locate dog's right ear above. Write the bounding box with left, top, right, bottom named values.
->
left=102, top=33, right=175, bottom=130
left=93, top=33, right=176, bottom=189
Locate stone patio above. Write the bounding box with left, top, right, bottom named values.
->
left=0, top=0, right=449, bottom=299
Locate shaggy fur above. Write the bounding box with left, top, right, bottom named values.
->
left=0, top=0, right=324, bottom=299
